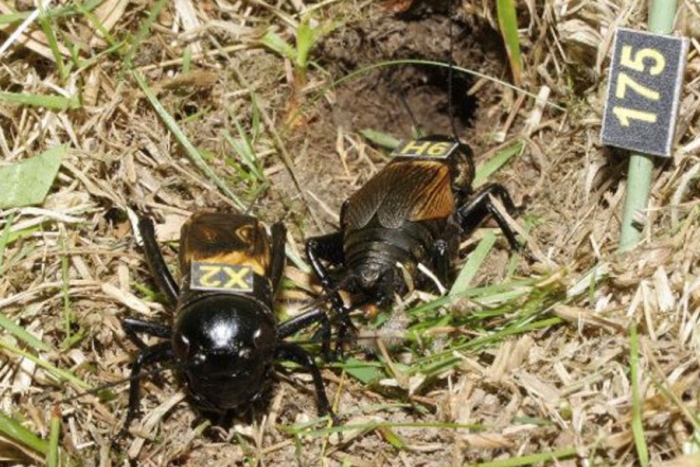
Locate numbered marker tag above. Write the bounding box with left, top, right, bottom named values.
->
left=392, top=140, right=459, bottom=159
left=191, top=262, right=254, bottom=293
left=601, top=28, right=688, bottom=157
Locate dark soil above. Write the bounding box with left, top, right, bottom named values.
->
left=320, top=10, right=507, bottom=143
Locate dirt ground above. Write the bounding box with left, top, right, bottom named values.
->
left=2, top=0, right=700, bottom=466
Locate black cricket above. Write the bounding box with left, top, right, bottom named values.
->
left=116, top=212, right=334, bottom=439
left=306, top=2, right=523, bottom=349
left=306, top=136, right=522, bottom=347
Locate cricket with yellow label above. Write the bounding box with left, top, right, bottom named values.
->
left=306, top=134, right=524, bottom=354
left=305, top=1, right=527, bottom=354
left=114, top=212, right=336, bottom=441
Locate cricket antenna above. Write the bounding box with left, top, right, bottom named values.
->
left=398, top=93, right=423, bottom=138
left=448, top=0, right=459, bottom=142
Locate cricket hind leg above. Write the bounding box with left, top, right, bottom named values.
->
left=111, top=341, right=174, bottom=444
left=458, top=183, right=522, bottom=251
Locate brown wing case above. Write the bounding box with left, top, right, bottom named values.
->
left=179, top=212, right=271, bottom=276
left=343, top=160, right=455, bottom=230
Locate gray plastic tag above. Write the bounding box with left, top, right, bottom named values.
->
left=601, top=28, right=688, bottom=157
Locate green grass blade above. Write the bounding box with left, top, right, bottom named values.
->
left=496, top=0, right=524, bottom=84
left=132, top=70, right=246, bottom=210
left=72, top=2, right=117, bottom=49
left=295, top=17, right=315, bottom=69
left=412, top=316, right=564, bottom=372
left=459, top=317, right=563, bottom=352
left=0, top=11, right=28, bottom=25
left=473, top=140, right=525, bottom=187
left=295, top=15, right=336, bottom=72
left=0, top=227, right=40, bottom=270
left=124, top=0, right=168, bottom=66
left=285, top=246, right=310, bottom=273
left=377, top=426, right=406, bottom=449
left=37, top=7, right=67, bottom=81
left=182, top=46, right=192, bottom=72
left=0, top=312, right=51, bottom=352
left=260, top=29, right=296, bottom=61
left=630, top=324, right=649, bottom=466
left=0, top=410, right=48, bottom=455
left=450, top=232, right=497, bottom=296
left=229, top=117, right=265, bottom=181
left=406, top=277, right=538, bottom=321
left=0, top=338, right=90, bottom=389
left=0, top=211, right=15, bottom=270
left=46, top=407, right=61, bottom=467
left=77, top=39, right=126, bottom=71
left=0, top=92, right=80, bottom=110
left=405, top=293, right=455, bottom=317
left=0, top=0, right=105, bottom=25
left=359, top=129, right=400, bottom=149
left=0, top=145, right=67, bottom=209
left=334, top=357, right=386, bottom=384
left=466, top=446, right=577, bottom=466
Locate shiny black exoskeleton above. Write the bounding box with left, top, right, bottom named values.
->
left=306, top=136, right=522, bottom=346
left=116, top=212, right=334, bottom=438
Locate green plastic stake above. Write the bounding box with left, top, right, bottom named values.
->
left=618, top=0, right=678, bottom=252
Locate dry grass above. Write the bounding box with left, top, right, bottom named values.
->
left=1, top=0, right=700, bottom=465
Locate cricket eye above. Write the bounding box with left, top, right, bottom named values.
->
left=173, top=332, right=191, bottom=358
left=253, top=326, right=274, bottom=350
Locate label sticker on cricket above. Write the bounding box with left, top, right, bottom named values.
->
left=191, top=262, right=254, bottom=292
left=600, top=28, right=688, bottom=157
left=392, top=140, right=458, bottom=159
